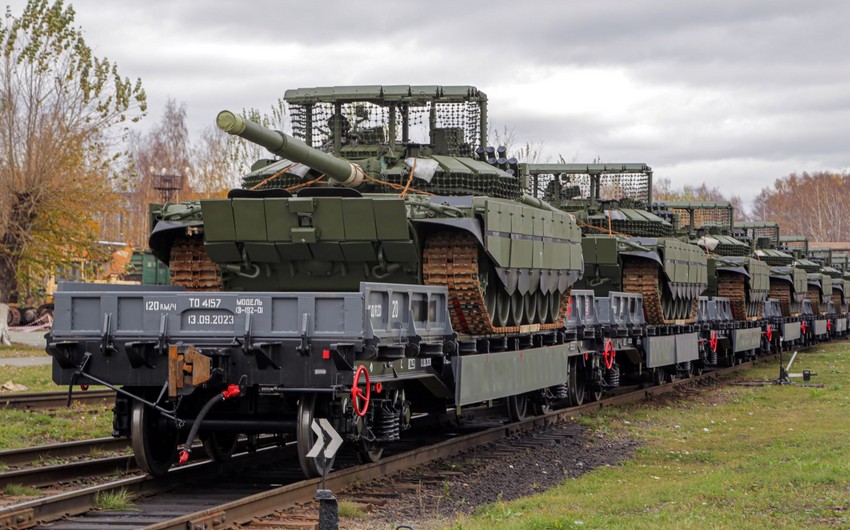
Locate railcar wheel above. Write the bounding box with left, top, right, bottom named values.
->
left=201, top=432, right=239, bottom=462
left=355, top=439, right=384, bottom=464
left=568, top=357, right=585, bottom=406
left=131, top=400, right=178, bottom=477
left=297, top=394, right=334, bottom=478
left=653, top=367, right=666, bottom=386
left=588, top=385, right=603, bottom=403
left=507, top=394, right=529, bottom=422
left=532, top=390, right=555, bottom=415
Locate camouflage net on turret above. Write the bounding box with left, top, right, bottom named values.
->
left=241, top=99, right=521, bottom=199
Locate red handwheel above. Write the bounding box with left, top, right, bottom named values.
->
left=709, top=331, right=718, bottom=353
left=352, top=365, right=371, bottom=417
left=602, top=339, right=616, bottom=370
left=766, top=324, right=773, bottom=341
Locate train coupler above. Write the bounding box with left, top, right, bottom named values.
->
left=168, top=344, right=213, bottom=397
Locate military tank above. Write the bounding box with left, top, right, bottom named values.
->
left=809, top=247, right=848, bottom=313
left=777, top=235, right=832, bottom=315
left=736, top=222, right=808, bottom=317
left=521, top=164, right=707, bottom=325
left=661, top=201, right=769, bottom=321
left=149, top=85, right=584, bottom=335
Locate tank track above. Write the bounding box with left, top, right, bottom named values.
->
left=622, top=258, right=697, bottom=326
left=169, top=236, right=222, bottom=291
left=770, top=281, right=800, bottom=317
left=718, top=272, right=762, bottom=321
left=422, top=231, right=568, bottom=335
left=832, top=292, right=844, bottom=313
left=806, top=287, right=823, bottom=315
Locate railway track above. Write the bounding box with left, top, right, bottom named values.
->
left=0, top=438, right=128, bottom=468
left=0, top=390, right=114, bottom=411
left=0, top=353, right=777, bottom=530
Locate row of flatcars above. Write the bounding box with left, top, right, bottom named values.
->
left=47, top=84, right=849, bottom=478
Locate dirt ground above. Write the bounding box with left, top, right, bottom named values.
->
left=261, top=420, right=637, bottom=530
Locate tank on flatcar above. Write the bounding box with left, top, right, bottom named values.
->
left=521, top=163, right=707, bottom=325
left=660, top=202, right=769, bottom=321
left=736, top=222, right=808, bottom=317
left=150, top=86, right=583, bottom=335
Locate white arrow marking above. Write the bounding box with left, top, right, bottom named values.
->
left=319, top=418, right=343, bottom=459
left=305, top=419, right=325, bottom=458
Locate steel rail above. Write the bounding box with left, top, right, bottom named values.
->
left=0, top=390, right=114, bottom=411
left=0, top=438, right=128, bottom=467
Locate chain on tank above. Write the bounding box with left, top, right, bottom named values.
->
left=422, top=232, right=569, bottom=335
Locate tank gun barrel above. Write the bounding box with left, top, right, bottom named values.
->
left=216, top=111, right=366, bottom=188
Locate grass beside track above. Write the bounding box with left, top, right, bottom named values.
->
left=452, top=344, right=850, bottom=530
left=0, top=344, right=48, bottom=359
left=0, top=403, right=113, bottom=451
left=0, top=365, right=58, bottom=393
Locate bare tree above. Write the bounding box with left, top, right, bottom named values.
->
left=752, top=171, right=850, bottom=242
left=122, top=99, right=189, bottom=246
left=0, top=0, right=145, bottom=342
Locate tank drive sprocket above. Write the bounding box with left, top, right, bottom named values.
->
left=169, top=235, right=222, bottom=291
left=622, top=258, right=697, bottom=325
left=423, top=231, right=568, bottom=335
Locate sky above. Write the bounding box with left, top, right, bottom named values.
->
left=8, top=0, right=850, bottom=210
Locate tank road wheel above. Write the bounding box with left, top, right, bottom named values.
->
left=131, top=401, right=178, bottom=477
left=201, top=432, right=239, bottom=463
left=507, top=393, right=529, bottom=422
left=508, top=291, right=524, bottom=326
left=494, top=289, right=511, bottom=327
left=550, top=291, right=563, bottom=324
left=523, top=292, right=538, bottom=325
left=568, top=357, right=586, bottom=406
left=297, top=394, right=334, bottom=478
left=536, top=291, right=551, bottom=324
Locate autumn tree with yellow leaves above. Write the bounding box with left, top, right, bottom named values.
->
left=0, top=0, right=146, bottom=341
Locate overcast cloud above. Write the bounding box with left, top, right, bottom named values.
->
left=7, top=0, right=850, bottom=209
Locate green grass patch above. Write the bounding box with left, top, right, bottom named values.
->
left=452, top=344, right=850, bottom=529
left=0, top=403, right=113, bottom=450
left=0, top=364, right=58, bottom=393
left=94, top=488, right=135, bottom=511
left=3, top=483, right=41, bottom=496
left=0, top=343, right=47, bottom=358
left=338, top=500, right=368, bottom=519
